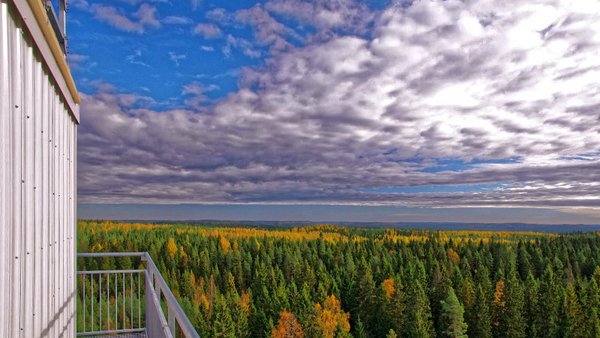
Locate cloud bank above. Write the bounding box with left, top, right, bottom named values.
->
left=78, top=0, right=600, bottom=213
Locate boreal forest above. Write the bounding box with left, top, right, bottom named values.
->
left=77, top=221, right=600, bottom=338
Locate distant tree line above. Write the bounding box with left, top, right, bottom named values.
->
left=77, top=221, right=600, bottom=338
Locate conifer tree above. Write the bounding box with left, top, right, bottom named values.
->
left=563, top=282, right=586, bottom=338
left=353, top=317, right=367, bottom=338
left=504, top=277, right=526, bottom=338
left=586, top=278, right=600, bottom=338
left=538, top=266, right=562, bottom=337
left=469, top=285, right=492, bottom=338
left=439, top=287, right=468, bottom=338
left=524, top=274, right=540, bottom=338
left=212, top=294, right=236, bottom=338
left=404, top=281, right=435, bottom=338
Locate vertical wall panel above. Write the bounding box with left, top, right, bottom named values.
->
left=23, top=30, right=34, bottom=338
left=11, top=8, right=23, bottom=336
left=0, top=1, right=78, bottom=337
left=0, top=3, right=8, bottom=337
left=33, top=54, right=43, bottom=338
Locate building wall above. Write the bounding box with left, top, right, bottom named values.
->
left=0, top=0, right=78, bottom=337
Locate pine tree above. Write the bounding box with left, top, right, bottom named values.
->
left=538, top=266, right=562, bottom=337
left=586, top=278, right=600, bottom=338
left=524, top=274, right=540, bottom=338
left=356, top=262, right=377, bottom=332
left=353, top=317, right=367, bottom=338
left=388, top=278, right=406, bottom=333
left=404, top=281, right=435, bottom=338
left=503, top=277, right=526, bottom=338
left=439, top=287, right=468, bottom=338
left=563, top=282, right=585, bottom=338
left=212, top=294, right=236, bottom=338
left=469, top=285, right=492, bottom=338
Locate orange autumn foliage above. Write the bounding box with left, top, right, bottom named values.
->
left=447, top=248, right=460, bottom=264
left=382, top=278, right=395, bottom=300
left=494, top=280, right=506, bottom=308
left=271, top=311, right=303, bottom=338
left=315, top=295, right=350, bottom=338
left=199, top=293, right=210, bottom=313
left=241, top=291, right=251, bottom=315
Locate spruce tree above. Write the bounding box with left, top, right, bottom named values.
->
left=563, top=282, right=586, bottom=338
left=524, top=274, right=540, bottom=338
left=504, top=277, right=526, bottom=338
left=404, top=281, right=435, bottom=338
left=353, top=316, right=367, bottom=338
left=469, top=285, right=492, bottom=338
left=586, top=278, right=600, bottom=338
left=439, top=287, right=468, bottom=338
left=538, top=266, right=562, bottom=337
left=212, top=294, right=236, bottom=338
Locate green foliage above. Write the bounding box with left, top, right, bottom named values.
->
left=440, top=287, right=468, bottom=338
left=77, top=221, right=600, bottom=338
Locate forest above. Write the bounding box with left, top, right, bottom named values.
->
left=77, top=221, right=600, bottom=338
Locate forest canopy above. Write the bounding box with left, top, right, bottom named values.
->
left=77, top=221, right=600, bottom=338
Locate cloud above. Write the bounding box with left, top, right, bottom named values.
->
left=67, top=53, right=90, bottom=70
left=168, top=52, right=187, bottom=66
left=235, top=4, right=300, bottom=51
left=70, top=0, right=89, bottom=10
left=205, top=8, right=230, bottom=24
left=222, top=35, right=262, bottom=58
left=180, top=82, right=219, bottom=109
left=163, top=16, right=193, bottom=25
left=91, top=3, right=160, bottom=33
left=192, top=23, right=223, bottom=39
left=126, top=49, right=150, bottom=67
left=265, top=0, right=373, bottom=34
left=78, top=0, right=600, bottom=211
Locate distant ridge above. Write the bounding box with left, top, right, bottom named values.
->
left=85, top=219, right=600, bottom=233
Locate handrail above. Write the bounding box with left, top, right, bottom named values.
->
left=142, top=252, right=200, bottom=338
left=78, top=252, right=146, bottom=258
left=77, top=252, right=201, bottom=338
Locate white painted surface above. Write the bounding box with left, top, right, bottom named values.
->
left=0, top=0, right=78, bottom=336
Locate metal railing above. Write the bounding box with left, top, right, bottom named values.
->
left=43, top=0, right=67, bottom=53
left=77, top=252, right=200, bottom=338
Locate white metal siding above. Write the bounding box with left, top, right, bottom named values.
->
left=0, top=0, right=77, bottom=337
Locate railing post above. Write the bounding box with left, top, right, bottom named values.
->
left=145, top=265, right=172, bottom=337
left=168, top=304, right=176, bottom=336
left=77, top=252, right=198, bottom=337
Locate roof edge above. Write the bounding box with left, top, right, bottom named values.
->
left=12, top=0, right=80, bottom=122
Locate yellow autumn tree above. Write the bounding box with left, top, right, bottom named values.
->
left=314, top=295, right=350, bottom=338
left=271, top=311, right=303, bottom=338
left=166, top=237, right=178, bottom=258
left=219, top=236, right=231, bottom=253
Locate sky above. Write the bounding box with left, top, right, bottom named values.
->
left=68, top=0, right=600, bottom=224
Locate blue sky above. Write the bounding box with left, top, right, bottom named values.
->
left=70, top=0, right=600, bottom=224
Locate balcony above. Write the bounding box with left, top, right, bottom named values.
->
left=77, top=252, right=200, bottom=338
